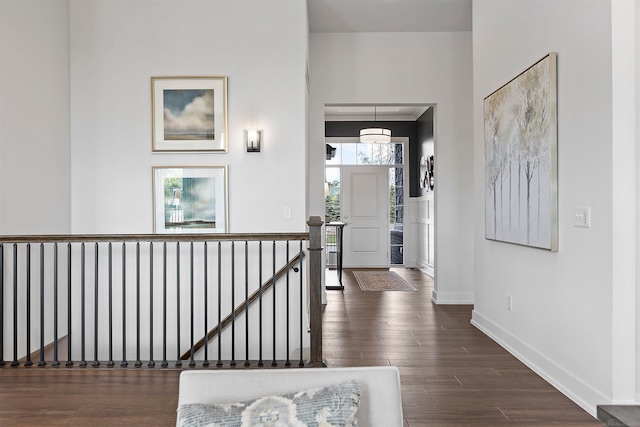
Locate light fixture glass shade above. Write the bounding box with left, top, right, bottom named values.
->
left=360, top=127, right=391, bottom=144
left=246, top=129, right=261, bottom=152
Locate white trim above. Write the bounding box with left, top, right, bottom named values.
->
left=611, top=0, right=638, bottom=402
left=431, top=290, right=473, bottom=305
left=471, top=310, right=610, bottom=417
left=415, top=260, right=434, bottom=278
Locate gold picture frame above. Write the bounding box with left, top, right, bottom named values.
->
left=151, top=76, right=228, bottom=152
left=152, top=166, right=228, bottom=234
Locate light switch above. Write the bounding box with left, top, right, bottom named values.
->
left=574, top=206, right=591, bottom=228
left=283, top=206, right=292, bottom=220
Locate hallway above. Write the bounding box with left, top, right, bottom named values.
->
left=0, top=267, right=604, bottom=426
left=323, top=268, right=602, bottom=426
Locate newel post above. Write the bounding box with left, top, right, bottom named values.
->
left=307, top=216, right=325, bottom=367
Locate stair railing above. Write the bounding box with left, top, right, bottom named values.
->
left=0, top=217, right=325, bottom=368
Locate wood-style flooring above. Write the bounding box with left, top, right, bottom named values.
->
left=0, top=268, right=602, bottom=426
left=324, top=268, right=602, bottom=426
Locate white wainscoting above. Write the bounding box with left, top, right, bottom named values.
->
left=408, top=195, right=434, bottom=277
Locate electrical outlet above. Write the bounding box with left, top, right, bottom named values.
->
left=507, top=295, right=513, bottom=312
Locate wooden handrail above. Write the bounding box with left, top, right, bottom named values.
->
left=0, top=232, right=309, bottom=244
left=0, top=218, right=323, bottom=368
left=180, top=252, right=306, bottom=361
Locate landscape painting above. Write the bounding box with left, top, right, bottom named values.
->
left=163, top=89, right=215, bottom=140
left=152, top=77, right=227, bottom=152
left=153, top=166, right=228, bottom=234
left=484, top=53, right=558, bottom=251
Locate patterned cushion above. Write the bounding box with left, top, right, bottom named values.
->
left=176, top=380, right=361, bottom=427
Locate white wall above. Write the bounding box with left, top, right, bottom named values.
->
left=0, top=0, right=71, bottom=234
left=472, top=0, right=638, bottom=414
left=634, top=0, right=640, bottom=402
left=69, top=0, right=308, bottom=234
left=611, top=0, right=638, bottom=404
left=309, top=32, right=474, bottom=303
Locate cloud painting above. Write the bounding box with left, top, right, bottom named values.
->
left=163, top=89, right=215, bottom=140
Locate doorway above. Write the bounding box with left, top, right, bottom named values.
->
left=323, top=104, right=433, bottom=274
left=342, top=165, right=390, bottom=267
left=325, top=138, right=406, bottom=268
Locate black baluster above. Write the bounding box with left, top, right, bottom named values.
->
left=135, top=242, right=141, bottom=368
left=162, top=242, right=168, bottom=368
left=80, top=243, right=86, bottom=368
left=175, top=242, right=181, bottom=368
left=149, top=242, right=155, bottom=368
left=285, top=241, right=291, bottom=366
left=216, top=241, right=222, bottom=367
left=272, top=240, right=277, bottom=366
left=93, top=243, right=100, bottom=367
left=12, top=244, right=18, bottom=366
left=108, top=242, right=113, bottom=367
left=189, top=242, right=195, bottom=367
left=25, top=244, right=32, bottom=367
left=299, top=241, right=304, bottom=367
left=203, top=242, right=209, bottom=367
left=38, top=243, right=45, bottom=367
left=53, top=243, right=59, bottom=367
left=258, top=241, right=263, bottom=367
left=121, top=243, right=127, bottom=367
left=244, top=241, right=249, bottom=367
left=66, top=243, right=73, bottom=367
left=230, top=241, right=236, bottom=366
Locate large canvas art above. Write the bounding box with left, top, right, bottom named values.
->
left=484, top=53, right=558, bottom=251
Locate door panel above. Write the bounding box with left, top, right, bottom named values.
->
left=351, top=228, right=379, bottom=253
left=342, top=166, right=389, bottom=268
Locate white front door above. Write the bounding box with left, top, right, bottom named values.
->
left=342, top=166, right=389, bottom=268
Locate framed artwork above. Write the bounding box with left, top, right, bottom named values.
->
left=484, top=53, right=558, bottom=251
left=153, top=166, right=228, bottom=234
left=151, top=76, right=227, bottom=152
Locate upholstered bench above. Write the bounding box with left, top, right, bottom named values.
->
left=177, top=366, right=403, bottom=426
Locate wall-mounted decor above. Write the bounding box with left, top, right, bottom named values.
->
left=153, top=166, right=228, bottom=233
left=427, top=155, right=434, bottom=191
left=419, top=155, right=434, bottom=191
left=151, top=76, right=227, bottom=152
left=484, top=53, right=558, bottom=251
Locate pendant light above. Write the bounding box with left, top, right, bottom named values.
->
left=360, top=106, right=391, bottom=144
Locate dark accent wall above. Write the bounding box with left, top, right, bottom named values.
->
left=325, top=121, right=423, bottom=196
left=416, top=108, right=434, bottom=197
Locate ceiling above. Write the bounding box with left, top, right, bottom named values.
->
left=325, top=105, right=430, bottom=122
left=308, top=0, right=472, bottom=33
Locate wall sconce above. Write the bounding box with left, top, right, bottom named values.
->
left=326, top=144, right=336, bottom=160
left=246, top=129, right=261, bottom=152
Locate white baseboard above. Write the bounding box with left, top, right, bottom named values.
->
left=415, top=260, right=434, bottom=278
left=471, top=310, right=609, bottom=418
left=431, top=289, right=474, bottom=305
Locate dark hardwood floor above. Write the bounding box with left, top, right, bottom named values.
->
left=0, top=268, right=602, bottom=426
left=324, top=268, right=602, bottom=426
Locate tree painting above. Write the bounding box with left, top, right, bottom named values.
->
left=484, top=53, right=557, bottom=251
